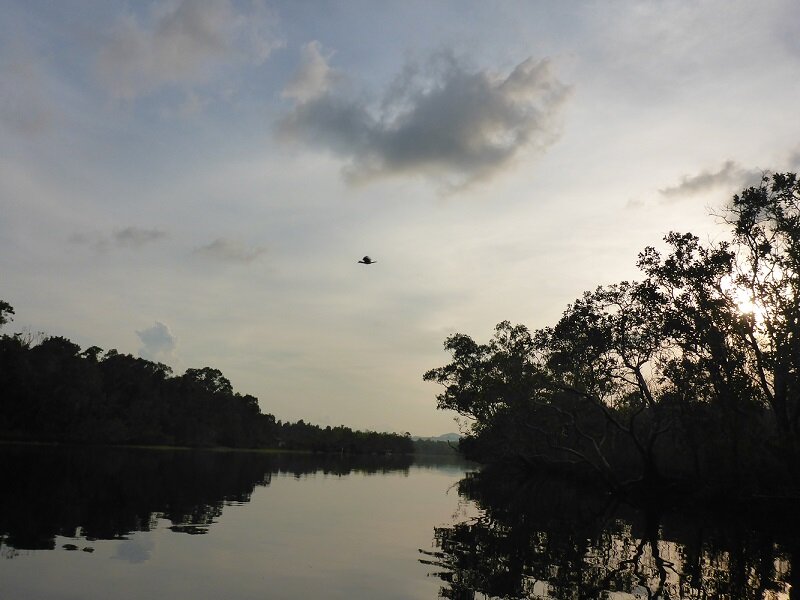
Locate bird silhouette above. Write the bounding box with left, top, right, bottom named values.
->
left=358, top=256, right=377, bottom=264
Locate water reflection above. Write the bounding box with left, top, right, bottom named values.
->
left=422, top=470, right=800, bottom=599
left=0, top=444, right=418, bottom=554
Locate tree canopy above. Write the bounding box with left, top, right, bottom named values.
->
left=0, top=319, right=412, bottom=455
left=426, top=172, right=800, bottom=496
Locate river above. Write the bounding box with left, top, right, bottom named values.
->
left=1, top=445, right=796, bottom=599
left=0, top=445, right=473, bottom=599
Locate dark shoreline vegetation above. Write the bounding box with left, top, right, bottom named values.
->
left=0, top=304, right=456, bottom=455
left=426, top=173, right=800, bottom=502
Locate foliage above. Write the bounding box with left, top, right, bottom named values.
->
left=0, top=317, right=412, bottom=455
left=413, top=438, right=460, bottom=456
left=426, top=172, right=800, bottom=495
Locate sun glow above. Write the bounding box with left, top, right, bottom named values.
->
left=730, top=286, right=766, bottom=326
left=720, top=276, right=767, bottom=326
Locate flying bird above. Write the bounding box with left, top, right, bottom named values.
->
left=358, top=256, right=377, bottom=264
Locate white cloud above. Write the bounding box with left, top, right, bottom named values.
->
left=137, top=321, right=177, bottom=362
left=96, top=0, right=282, bottom=100
left=195, top=238, right=266, bottom=264
left=279, top=50, right=571, bottom=190
left=282, top=41, right=338, bottom=103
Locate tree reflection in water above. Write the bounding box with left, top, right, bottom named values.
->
left=421, top=469, right=800, bottom=599
left=0, top=444, right=414, bottom=554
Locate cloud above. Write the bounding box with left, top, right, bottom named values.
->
left=136, top=321, right=177, bottom=362
left=278, top=48, right=571, bottom=190
left=68, top=232, right=109, bottom=252
left=625, top=198, right=645, bottom=210
left=788, top=148, right=800, bottom=170
left=113, top=227, right=167, bottom=247
left=195, top=238, right=266, bottom=263
left=0, top=46, right=56, bottom=136
left=96, top=0, right=282, bottom=100
left=167, top=91, right=210, bottom=119
left=281, top=41, right=338, bottom=103
left=114, top=535, right=155, bottom=564
left=659, top=161, right=763, bottom=200
left=69, top=227, right=167, bottom=250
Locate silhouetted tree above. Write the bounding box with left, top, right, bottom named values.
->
left=0, top=299, right=413, bottom=454
left=426, top=173, right=800, bottom=496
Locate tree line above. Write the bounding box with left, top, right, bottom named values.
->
left=425, top=172, right=800, bottom=497
left=0, top=305, right=412, bottom=455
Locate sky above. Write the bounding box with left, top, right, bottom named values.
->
left=2, top=0, right=799, bottom=437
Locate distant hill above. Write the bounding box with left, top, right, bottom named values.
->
left=414, top=433, right=461, bottom=442
left=412, top=433, right=461, bottom=456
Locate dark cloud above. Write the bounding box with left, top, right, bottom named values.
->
left=195, top=238, right=266, bottom=264
left=96, top=0, right=282, bottom=100
left=659, top=161, right=762, bottom=200
left=279, top=48, right=571, bottom=190
left=69, top=227, right=166, bottom=250
left=136, top=321, right=176, bottom=362
left=113, top=227, right=167, bottom=247
left=68, top=232, right=108, bottom=251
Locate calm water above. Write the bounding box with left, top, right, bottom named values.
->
left=1, top=446, right=797, bottom=599
left=0, top=445, right=474, bottom=600
left=426, top=471, right=799, bottom=599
